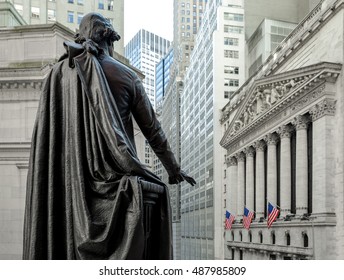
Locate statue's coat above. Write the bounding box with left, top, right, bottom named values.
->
left=23, top=41, right=173, bottom=259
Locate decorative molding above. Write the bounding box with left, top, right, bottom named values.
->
left=255, top=140, right=266, bottom=152
left=292, top=115, right=311, bottom=130
left=226, top=156, right=238, bottom=167
left=220, top=64, right=341, bottom=151
left=277, top=125, right=294, bottom=139
left=236, top=152, right=245, bottom=162
left=309, top=98, right=336, bottom=121
left=290, top=84, right=325, bottom=112
left=244, top=146, right=255, bottom=157
left=264, top=133, right=279, bottom=146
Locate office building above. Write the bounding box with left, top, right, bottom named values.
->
left=3, top=0, right=124, bottom=55
left=160, top=0, right=208, bottom=260
left=125, top=29, right=171, bottom=169
left=125, top=29, right=171, bottom=110
left=221, top=0, right=344, bottom=259
left=180, top=0, right=245, bottom=260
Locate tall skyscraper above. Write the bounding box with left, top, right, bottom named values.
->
left=125, top=29, right=171, bottom=109
left=161, top=0, right=208, bottom=260
left=4, top=0, right=124, bottom=55
left=180, top=0, right=245, bottom=260
left=125, top=29, right=171, bottom=169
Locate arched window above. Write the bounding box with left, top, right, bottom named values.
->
left=286, top=232, right=291, bottom=246
left=303, top=232, right=309, bottom=248
left=259, top=231, right=263, bottom=243
left=271, top=231, right=276, bottom=245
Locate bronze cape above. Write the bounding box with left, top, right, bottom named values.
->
left=23, top=42, right=172, bottom=259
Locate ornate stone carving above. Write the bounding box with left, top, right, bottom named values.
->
left=255, top=140, right=266, bottom=152
left=290, top=84, right=325, bottom=112
left=309, top=98, right=336, bottom=121
left=236, top=152, right=246, bottom=162
left=226, top=156, right=237, bottom=167
left=292, top=115, right=310, bottom=130
left=244, top=146, right=255, bottom=157
left=277, top=125, right=293, bottom=139
left=264, top=133, right=279, bottom=145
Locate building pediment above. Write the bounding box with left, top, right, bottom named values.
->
left=220, top=62, right=341, bottom=150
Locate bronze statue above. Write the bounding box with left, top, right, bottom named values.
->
left=23, top=13, right=195, bottom=260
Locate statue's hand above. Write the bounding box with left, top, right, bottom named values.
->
left=168, top=170, right=196, bottom=186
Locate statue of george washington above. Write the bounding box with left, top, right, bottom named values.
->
left=23, top=12, right=195, bottom=260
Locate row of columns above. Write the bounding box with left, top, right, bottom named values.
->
left=226, top=100, right=336, bottom=219
left=227, top=104, right=333, bottom=219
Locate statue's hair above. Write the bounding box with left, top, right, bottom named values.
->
left=74, top=13, right=120, bottom=45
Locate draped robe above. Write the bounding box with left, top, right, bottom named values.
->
left=23, top=41, right=173, bottom=260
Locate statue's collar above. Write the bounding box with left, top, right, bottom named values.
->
left=61, top=40, right=104, bottom=68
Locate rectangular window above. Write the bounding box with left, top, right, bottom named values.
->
left=224, top=37, right=239, bottom=46
left=31, top=7, right=40, bottom=19
left=77, top=13, right=83, bottom=24
left=224, top=12, right=244, bottom=22
left=224, top=25, right=243, bottom=34
left=67, top=11, right=74, bottom=23
left=68, top=0, right=74, bottom=3
left=77, top=0, right=84, bottom=5
left=98, top=0, right=104, bottom=9
left=224, top=50, right=239, bottom=58
left=108, top=0, right=114, bottom=11
left=224, top=66, right=239, bottom=74
left=224, top=79, right=239, bottom=87
left=48, top=9, right=56, bottom=21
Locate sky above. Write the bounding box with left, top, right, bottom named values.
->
left=124, top=0, right=173, bottom=45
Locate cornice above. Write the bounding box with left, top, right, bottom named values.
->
left=220, top=63, right=341, bottom=151
left=309, top=98, right=337, bottom=121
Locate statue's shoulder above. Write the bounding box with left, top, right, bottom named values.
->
left=101, top=55, right=138, bottom=80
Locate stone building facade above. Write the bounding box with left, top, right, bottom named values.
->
left=220, top=0, right=344, bottom=259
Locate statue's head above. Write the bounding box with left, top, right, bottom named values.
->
left=75, top=12, right=120, bottom=47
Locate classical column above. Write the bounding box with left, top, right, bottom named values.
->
left=227, top=156, right=238, bottom=215
left=277, top=125, right=293, bottom=216
left=255, top=140, right=266, bottom=219
left=245, top=146, right=255, bottom=214
left=265, top=133, right=279, bottom=209
left=292, top=115, right=310, bottom=215
left=309, top=99, right=336, bottom=214
left=236, top=152, right=246, bottom=218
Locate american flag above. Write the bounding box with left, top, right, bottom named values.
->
left=243, top=207, right=254, bottom=229
left=225, top=210, right=235, bottom=230
left=267, top=202, right=280, bottom=228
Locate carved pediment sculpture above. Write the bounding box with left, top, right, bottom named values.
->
left=220, top=62, right=341, bottom=149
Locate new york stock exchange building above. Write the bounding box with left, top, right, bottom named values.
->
left=221, top=0, right=344, bottom=260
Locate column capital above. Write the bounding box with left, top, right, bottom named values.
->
left=309, top=98, right=336, bottom=121
left=226, top=156, right=238, bottom=167
left=236, top=151, right=246, bottom=162
left=264, top=133, right=279, bottom=146
left=255, top=140, right=266, bottom=152
left=244, top=146, right=255, bottom=157
left=277, top=124, right=293, bottom=139
left=292, top=115, right=310, bottom=130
